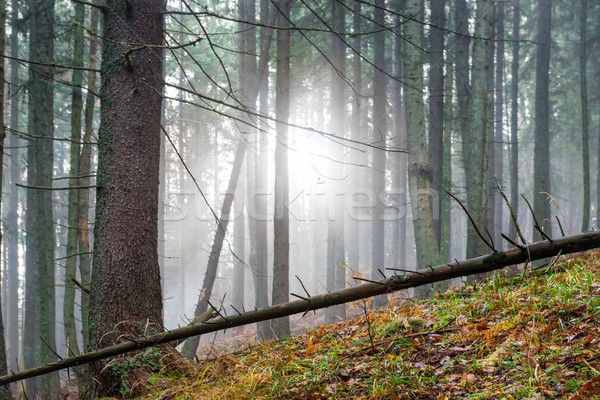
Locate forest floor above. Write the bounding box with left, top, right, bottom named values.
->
left=135, top=252, right=600, bottom=399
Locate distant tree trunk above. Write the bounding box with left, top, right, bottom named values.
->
left=464, top=0, right=491, bottom=259
left=404, top=0, right=440, bottom=286
left=509, top=0, right=520, bottom=241
left=79, top=0, right=100, bottom=353
left=24, top=0, right=58, bottom=394
left=181, top=142, right=246, bottom=358
left=255, top=0, right=271, bottom=340
left=347, top=0, right=362, bottom=273
left=6, top=0, right=20, bottom=382
left=428, top=0, right=445, bottom=245
left=371, top=0, right=387, bottom=306
left=233, top=195, right=245, bottom=310
left=580, top=0, right=590, bottom=232
left=454, top=0, right=470, bottom=167
left=0, top=0, right=12, bottom=397
left=486, top=7, right=496, bottom=244
left=494, top=1, right=505, bottom=244
left=326, top=0, right=346, bottom=323
left=271, top=0, right=291, bottom=338
left=533, top=0, right=552, bottom=240
left=88, top=0, right=165, bottom=396
left=64, top=0, right=85, bottom=361
left=441, top=32, right=454, bottom=264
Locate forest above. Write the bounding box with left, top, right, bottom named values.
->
left=0, top=0, right=598, bottom=398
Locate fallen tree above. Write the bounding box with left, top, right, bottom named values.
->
left=1, top=230, right=599, bottom=386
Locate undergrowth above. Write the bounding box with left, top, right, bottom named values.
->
left=135, top=252, right=600, bottom=399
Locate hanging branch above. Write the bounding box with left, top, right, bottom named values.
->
left=1, top=231, right=600, bottom=386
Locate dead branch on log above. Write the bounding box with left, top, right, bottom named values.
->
left=1, top=231, right=600, bottom=386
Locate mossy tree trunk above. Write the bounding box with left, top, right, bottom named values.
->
left=464, top=0, right=492, bottom=259
left=88, top=0, right=165, bottom=396
left=509, top=0, right=520, bottom=242
left=24, top=0, right=58, bottom=395
left=580, top=0, right=590, bottom=232
left=404, top=0, right=440, bottom=290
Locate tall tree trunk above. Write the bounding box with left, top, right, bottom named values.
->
left=580, top=0, right=590, bottom=232
left=79, top=0, right=100, bottom=354
left=441, top=29, right=454, bottom=264
left=533, top=0, right=552, bottom=240
left=233, top=195, right=245, bottom=310
left=428, top=0, right=445, bottom=244
left=0, top=0, right=12, bottom=397
left=6, top=0, right=20, bottom=383
left=255, top=0, right=271, bottom=340
left=509, top=0, right=520, bottom=242
left=326, top=0, right=346, bottom=323
left=24, top=0, right=57, bottom=394
left=347, top=0, right=363, bottom=272
left=88, top=0, right=165, bottom=396
left=494, top=1, right=505, bottom=244
left=271, top=0, right=291, bottom=339
left=404, top=0, right=440, bottom=289
left=486, top=7, right=496, bottom=245
left=371, top=0, right=387, bottom=306
left=64, top=0, right=85, bottom=362
left=464, top=0, right=491, bottom=259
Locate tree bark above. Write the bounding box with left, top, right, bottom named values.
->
left=88, top=0, right=165, bottom=396
left=4, top=230, right=600, bottom=387
left=494, top=1, right=505, bottom=245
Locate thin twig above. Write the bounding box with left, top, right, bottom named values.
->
left=290, top=293, right=311, bottom=302
left=501, top=233, right=526, bottom=251
left=40, top=337, right=62, bottom=361
left=16, top=183, right=98, bottom=191
left=556, top=216, right=566, bottom=236
left=71, top=278, right=90, bottom=295
left=295, top=275, right=312, bottom=298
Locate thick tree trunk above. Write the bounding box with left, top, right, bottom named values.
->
left=404, top=0, right=440, bottom=291
left=5, top=231, right=600, bottom=387
left=24, top=0, right=58, bottom=394
left=89, top=0, right=165, bottom=396
left=271, top=0, right=291, bottom=339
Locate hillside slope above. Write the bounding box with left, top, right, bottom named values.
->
left=137, top=253, right=600, bottom=399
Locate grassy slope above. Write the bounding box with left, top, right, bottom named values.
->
left=139, top=253, right=600, bottom=399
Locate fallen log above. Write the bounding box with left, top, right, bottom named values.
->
left=1, top=231, right=599, bottom=386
